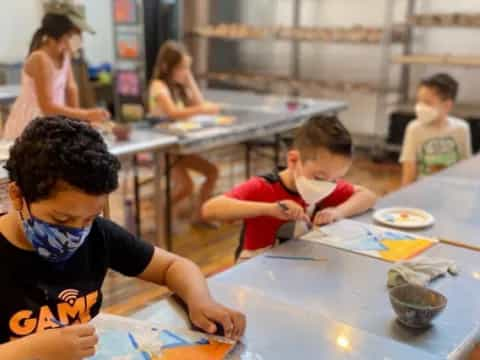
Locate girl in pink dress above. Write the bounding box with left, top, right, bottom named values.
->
left=3, top=5, right=109, bottom=140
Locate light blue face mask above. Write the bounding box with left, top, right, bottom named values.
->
left=20, top=207, right=92, bottom=264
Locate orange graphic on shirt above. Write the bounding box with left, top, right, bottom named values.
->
left=9, top=290, right=99, bottom=338
left=58, top=289, right=80, bottom=305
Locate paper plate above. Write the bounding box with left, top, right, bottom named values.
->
left=373, top=207, right=435, bottom=229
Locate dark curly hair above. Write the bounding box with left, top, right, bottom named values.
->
left=5, top=116, right=121, bottom=203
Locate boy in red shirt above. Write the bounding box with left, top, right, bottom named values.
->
left=202, top=115, right=377, bottom=260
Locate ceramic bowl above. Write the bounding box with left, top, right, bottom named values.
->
left=389, top=284, right=447, bottom=328
left=112, top=123, right=132, bottom=141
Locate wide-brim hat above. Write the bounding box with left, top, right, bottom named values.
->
left=44, top=1, right=95, bottom=34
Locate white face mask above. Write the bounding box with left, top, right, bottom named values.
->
left=294, top=159, right=337, bottom=204
left=415, top=103, right=439, bottom=125
left=69, top=34, right=83, bottom=56
left=295, top=176, right=337, bottom=204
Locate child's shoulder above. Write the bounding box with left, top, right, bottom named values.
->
left=24, top=50, right=49, bottom=72
left=405, top=119, right=424, bottom=133
left=448, top=116, right=469, bottom=130
left=239, top=175, right=272, bottom=189
left=150, top=79, right=170, bottom=94
left=225, top=175, right=274, bottom=201
left=236, top=173, right=281, bottom=193
left=151, top=78, right=166, bottom=86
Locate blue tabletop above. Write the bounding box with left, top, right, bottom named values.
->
left=355, top=156, right=480, bottom=250
left=153, top=89, right=347, bottom=153
left=126, top=112, right=480, bottom=360
left=133, top=278, right=443, bottom=360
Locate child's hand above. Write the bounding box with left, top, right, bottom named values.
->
left=85, top=108, right=111, bottom=123
left=314, top=207, right=343, bottom=226
left=270, top=201, right=309, bottom=222
left=34, top=324, right=98, bottom=360
left=468, top=344, right=480, bottom=360
left=189, top=300, right=246, bottom=340
left=201, top=102, right=220, bottom=115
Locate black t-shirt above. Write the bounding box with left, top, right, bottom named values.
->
left=0, top=217, right=154, bottom=343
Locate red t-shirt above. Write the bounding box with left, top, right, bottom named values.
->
left=225, top=171, right=355, bottom=253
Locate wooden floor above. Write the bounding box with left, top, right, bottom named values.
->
left=102, top=146, right=402, bottom=316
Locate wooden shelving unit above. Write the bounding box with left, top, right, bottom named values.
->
left=192, top=24, right=406, bottom=44
left=194, top=2, right=480, bottom=154
left=410, top=13, right=480, bottom=28
left=193, top=0, right=409, bottom=100
left=197, top=71, right=384, bottom=94
left=393, top=54, right=480, bottom=67
left=375, top=1, right=480, bottom=155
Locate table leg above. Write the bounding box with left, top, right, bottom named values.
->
left=133, top=155, right=141, bottom=237
left=164, top=152, right=173, bottom=251
left=274, top=134, right=281, bottom=168
left=245, top=142, right=251, bottom=179
left=153, top=151, right=167, bottom=249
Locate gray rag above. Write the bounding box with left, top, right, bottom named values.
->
left=387, top=256, right=458, bottom=288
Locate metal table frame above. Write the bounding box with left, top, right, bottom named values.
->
left=108, top=130, right=178, bottom=247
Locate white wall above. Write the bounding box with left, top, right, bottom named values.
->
left=0, top=0, right=114, bottom=65
left=81, top=0, right=115, bottom=64
left=0, top=0, right=43, bottom=62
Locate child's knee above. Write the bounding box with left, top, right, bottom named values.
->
left=206, top=165, right=219, bottom=182
left=212, top=166, right=220, bottom=181
left=183, top=177, right=195, bottom=194
left=175, top=176, right=194, bottom=196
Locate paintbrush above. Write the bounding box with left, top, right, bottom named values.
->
left=264, top=255, right=327, bottom=262
left=50, top=317, right=66, bottom=328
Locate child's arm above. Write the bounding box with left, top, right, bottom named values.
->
left=333, top=185, right=377, bottom=218
left=202, top=195, right=308, bottom=223
left=399, top=123, right=417, bottom=186
left=27, top=52, right=109, bottom=123
left=401, top=161, right=417, bottom=186
left=202, top=195, right=275, bottom=222
left=314, top=184, right=377, bottom=225
left=0, top=336, right=38, bottom=360
left=65, top=65, right=80, bottom=108
left=0, top=324, right=97, bottom=360
left=150, top=81, right=218, bottom=120
left=185, top=70, right=205, bottom=106
left=138, top=248, right=246, bottom=340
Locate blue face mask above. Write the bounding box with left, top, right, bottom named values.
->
left=20, top=208, right=92, bottom=264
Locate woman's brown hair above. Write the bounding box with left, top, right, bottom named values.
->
left=151, top=41, right=190, bottom=105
